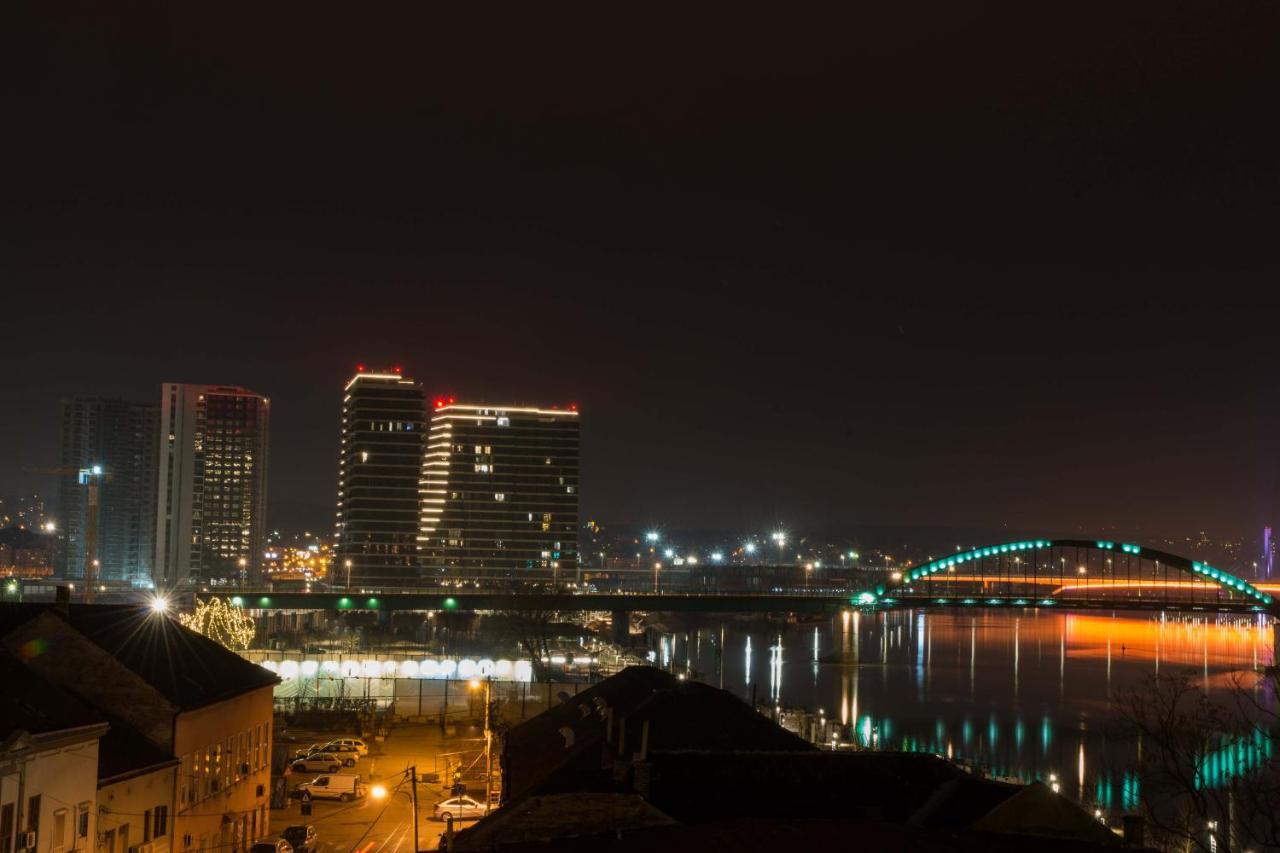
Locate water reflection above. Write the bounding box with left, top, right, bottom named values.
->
left=653, top=609, right=1276, bottom=808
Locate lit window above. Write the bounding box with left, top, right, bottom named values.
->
left=497, top=417, right=510, bottom=427
left=495, top=493, right=505, bottom=501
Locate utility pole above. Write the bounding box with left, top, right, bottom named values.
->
left=483, top=678, right=493, bottom=815
left=409, top=766, right=419, bottom=853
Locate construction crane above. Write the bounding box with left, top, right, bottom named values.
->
left=24, top=465, right=110, bottom=603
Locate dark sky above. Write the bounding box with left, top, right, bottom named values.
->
left=4, top=2, right=1280, bottom=541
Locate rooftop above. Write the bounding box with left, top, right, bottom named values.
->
left=0, top=649, right=103, bottom=738
left=0, top=603, right=279, bottom=710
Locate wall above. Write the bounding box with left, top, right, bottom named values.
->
left=171, top=687, right=274, bottom=853
left=97, top=766, right=175, bottom=853
left=0, top=736, right=101, bottom=853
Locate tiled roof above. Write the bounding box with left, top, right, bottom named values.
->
left=0, top=603, right=278, bottom=710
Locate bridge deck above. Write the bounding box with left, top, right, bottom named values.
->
left=219, top=590, right=1276, bottom=616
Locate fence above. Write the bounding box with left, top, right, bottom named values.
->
left=273, top=677, right=590, bottom=725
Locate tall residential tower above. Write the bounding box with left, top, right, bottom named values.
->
left=420, top=401, right=579, bottom=584
left=333, top=369, right=426, bottom=587
left=153, top=384, right=270, bottom=587
left=58, top=397, right=159, bottom=585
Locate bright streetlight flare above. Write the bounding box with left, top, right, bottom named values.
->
left=149, top=595, right=169, bottom=614
left=371, top=784, right=387, bottom=800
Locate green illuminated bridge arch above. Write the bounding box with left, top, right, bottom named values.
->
left=865, top=537, right=1274, bottom=610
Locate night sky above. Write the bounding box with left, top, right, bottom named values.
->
left=4, top=2, right=1280, bottom=541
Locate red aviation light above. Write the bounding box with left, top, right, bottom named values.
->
left=434, top=398, right=446, bottom=409
left=356, top=364, right=366, bottom=372
left=568, top=403, right=578, bottom=412
left=393, top=365, right=402, bottom=374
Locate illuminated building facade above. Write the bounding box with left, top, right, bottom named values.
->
left=420, top=402, right=579, bottom=584
left=333, top=370, right=426, bottom=587
left=153, top=384, right=270, bottom=587
left=58, top=397, right=159, bottom=585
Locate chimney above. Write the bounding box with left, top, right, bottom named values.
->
left=54, top=585, right=71, bottom=615
left=1122, top=814, right=1144, bottom=847
left=637, top=719, right=650, bottom=762
left=601, top=708, right=614, bottom=769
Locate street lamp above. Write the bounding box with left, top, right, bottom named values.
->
left=345, top=559, right=353, bottom=591
left=653, top=562, right=662, bottom=593
left=369, top=767, right=422, bottom=852
left=645, top=531, right=660, bottom=543
left=771, top=531, right=787, bottom=564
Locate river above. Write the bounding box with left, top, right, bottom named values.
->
left=648, top=609, right=1276, bottom=812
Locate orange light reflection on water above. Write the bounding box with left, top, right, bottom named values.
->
left=1064, top=613, right=1274, bottom=668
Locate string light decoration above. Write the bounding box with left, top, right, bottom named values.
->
left=179, top=596, right=256, bottom=650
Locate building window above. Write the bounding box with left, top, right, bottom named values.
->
left=153, top=807, right=168, bottom=839
left=1, top=804, right=14, bottom=853
left=494, top=493, right=505, bottom=502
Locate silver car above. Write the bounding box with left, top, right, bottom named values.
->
left=432, top=796, right=486, bottom=822
left=324, top=737, right=368, bottom=757
left=291, top=752, right=343, bottom=773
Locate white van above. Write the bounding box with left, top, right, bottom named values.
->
left=295, top=774, right=367, bottom=802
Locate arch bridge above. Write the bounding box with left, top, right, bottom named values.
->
left=862, top=537, right=1275, bottom=614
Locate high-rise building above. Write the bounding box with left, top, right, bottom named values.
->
left=153, top=384, right=270, bottom=587
left=58, top=397, right=159, bottom=585
left=420, top=401, right=580, bottom=585
left=333, top=369, right=426, bottom=587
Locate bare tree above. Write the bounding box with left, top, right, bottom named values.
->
left=1116, top=666, right=1279, bottom=851
left=508, top=609, right=556, bottom=681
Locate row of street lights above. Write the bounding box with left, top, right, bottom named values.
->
left=645, top=529, right=859, bottom=569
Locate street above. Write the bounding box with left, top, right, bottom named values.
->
left=274, top=722, right=491, bottom=852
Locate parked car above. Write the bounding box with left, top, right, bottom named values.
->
left=280, top=825, right=316, bottom=853
left=291, top=752, right=343, bottom=773
left=323, top=737, right=368, bottom=757
left=432, top=796, right=486, bottom=822
left=290, top=744, right=326, bottom=761
left=294, top=774, right=367, bottom=802
left=249, top=841, right=292, bottom=853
